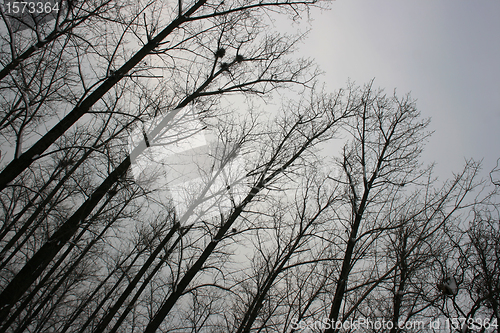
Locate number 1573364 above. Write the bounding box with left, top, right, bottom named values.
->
left=3, top=1, right=59, bottom=15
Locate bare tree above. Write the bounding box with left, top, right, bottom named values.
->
left=232, top=172, right=341, bottom=333
left=1, top=1, right=497, bottom=332
left=0, top=0, right=323, bottom=190
left=0, top=0, right=124, bottom=79
left=215, top=83, right=488, bottom=333
left=340, top=161, right=483, bottom=333
left=430, top=193, right=500, bottom=333
left=0, top=0, right=328, bottom=330
left=320, top=82, right=431, bottom=332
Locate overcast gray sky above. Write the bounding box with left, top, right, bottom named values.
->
left=297, top=0, right=500, bottom=181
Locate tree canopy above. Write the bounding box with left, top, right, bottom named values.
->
left=0, top=1, right=498, bottom=332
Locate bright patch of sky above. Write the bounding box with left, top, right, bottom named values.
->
left=293, top=0, right=500, bottom=181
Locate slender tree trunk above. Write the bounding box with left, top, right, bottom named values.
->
left=59, top=246, right=142, bottom=333
left=90, top=222, right=180, bottom=333
left=325, top=209, right=363, bottom=331
left=143, top=196, right=254, bottom=333
left=31, top=284, right=71, bottom=333
left=390, top=236, right=407, bottom=333
left=238, top=218, right=323, bottom=333
left=107, top=228, right=187, bottom=333
left=71, top=247, right=147, bottom=333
